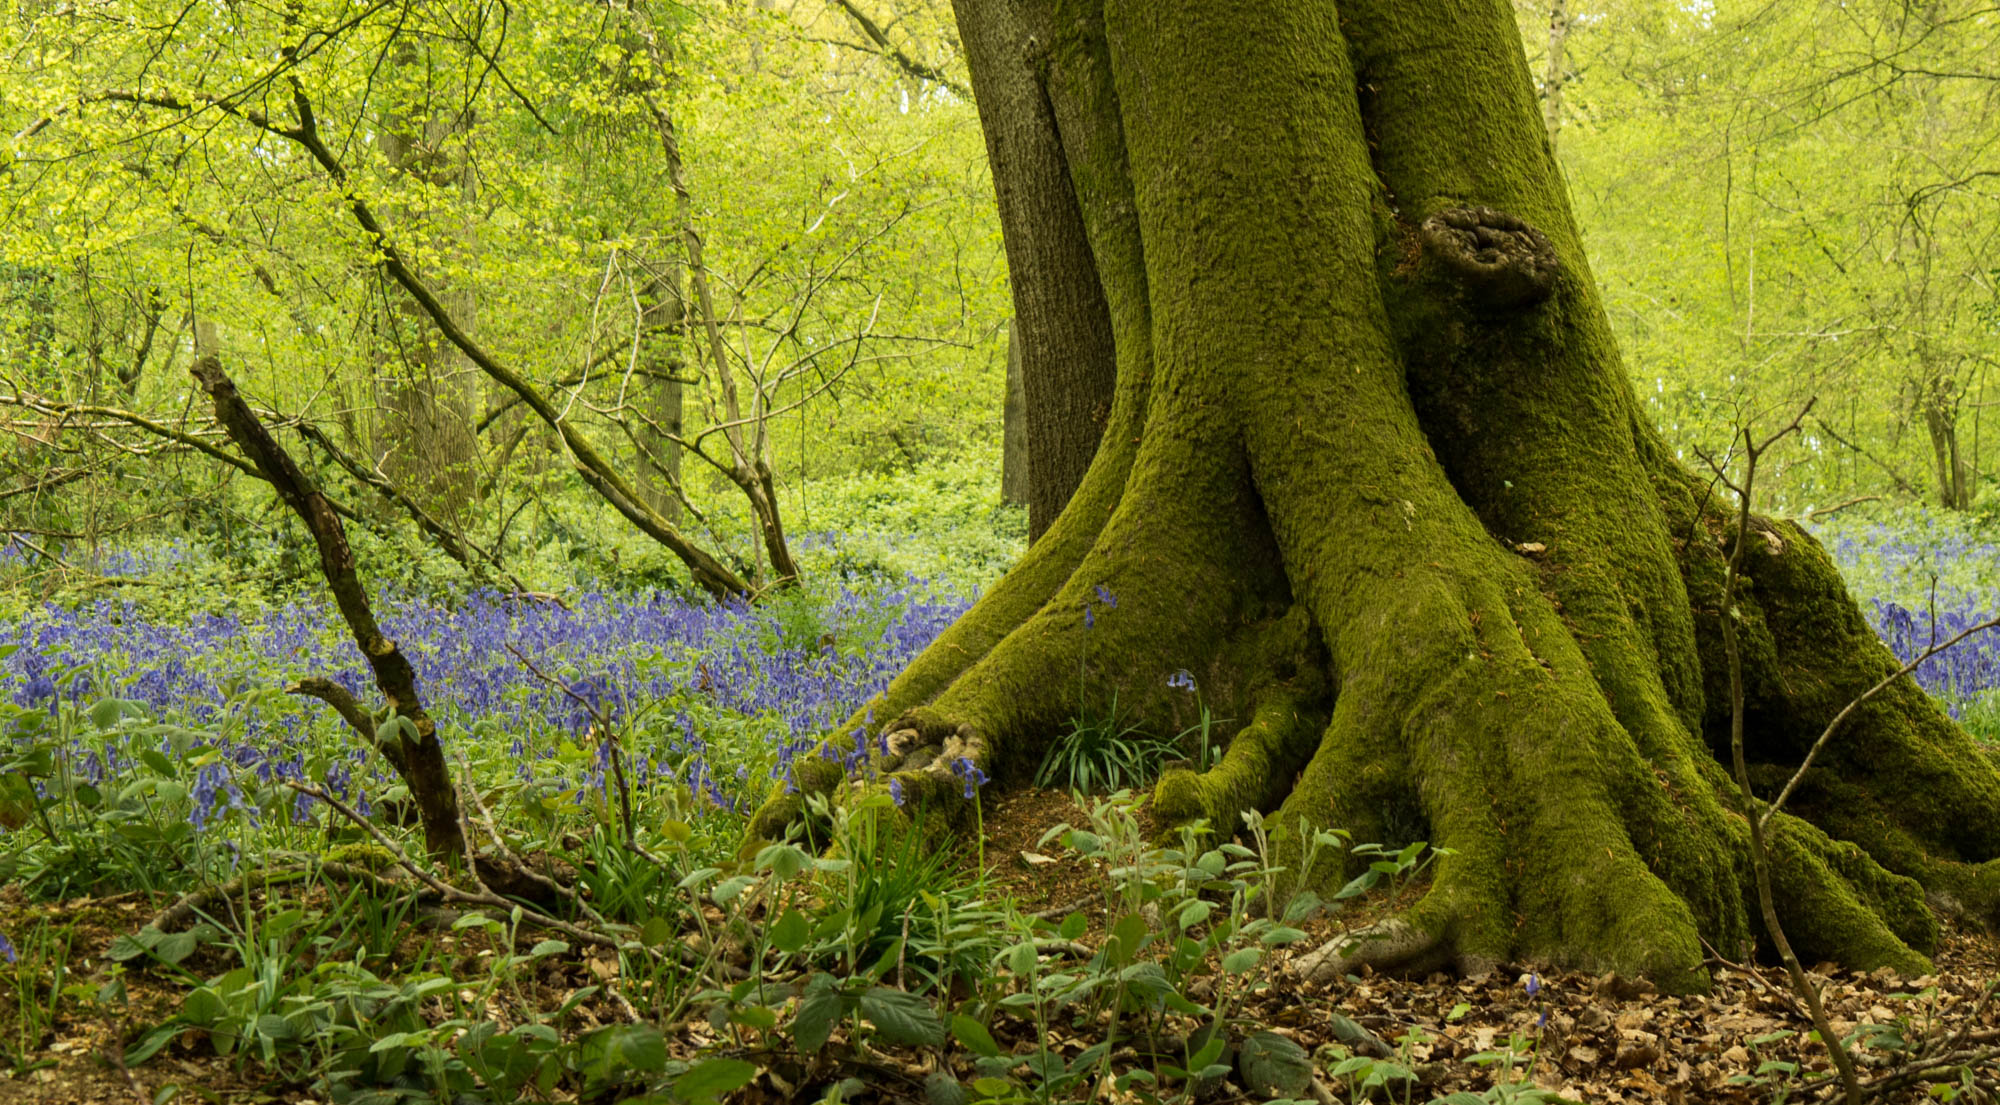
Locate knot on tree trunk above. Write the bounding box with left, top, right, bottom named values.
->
left=1418, top=206, right=1560, bottom=311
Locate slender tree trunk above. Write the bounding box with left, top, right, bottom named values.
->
left=1921, top=368, right=1970, bottom=510
left=1001, top=320, right=1029, bottom=506
left=193, top=356, right=464, bottom=858
left=1542, top=0, right=1568, bottom=153
left=753, top=0, right=2000, bottom=988
left=371, top=47, right=479, bottom=520
left=634, top=264, right=687, bottom=525
left=956, top=1, right=1117, bottom=540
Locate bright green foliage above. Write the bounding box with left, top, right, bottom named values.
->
left=0, top=0, right=1006, bottom=590
left=1521, top=0, right=2000, bottom=512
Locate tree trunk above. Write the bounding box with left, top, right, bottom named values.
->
left=371, top=47, right=479, bottom=521
left=633, top=263, right=687, bottom=525
left=192, top=356, right=465, bottom=859
left=1921, top=368, right=1970, bottom=510
left=751, top=0, right=2000, bottom=988
left=1542, top=0, right=1568, bottom=154
left=957, top=0, right=1118, bottom=540
left=1001, top=320, right=1029, bottom=507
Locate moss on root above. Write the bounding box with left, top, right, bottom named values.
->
left=745, top=0, right=2000, bottom=989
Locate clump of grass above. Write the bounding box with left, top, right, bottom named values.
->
left=1035, top=692, right=1180, bottom=794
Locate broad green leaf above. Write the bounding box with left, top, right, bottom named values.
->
left=1238, top=1030, right=1313, bottom=1097
left=673, top=1057, right=757, bottom=1104
left=858, top=986, right=944, bottom=1047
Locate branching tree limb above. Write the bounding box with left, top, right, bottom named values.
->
left=191, top=354, right=465, bottom=858
left=94, top=83, right=754, bottom=596
left=827, top=0, right=971, bottom=98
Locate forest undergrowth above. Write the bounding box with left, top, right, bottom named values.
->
left=0, top=501, right=1996, bottom=1104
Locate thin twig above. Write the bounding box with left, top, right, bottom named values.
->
left=1714, top=398, right=1864, bottom=1105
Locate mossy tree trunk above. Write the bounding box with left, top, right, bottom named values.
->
left=756, top=0, right=2000, bottom=988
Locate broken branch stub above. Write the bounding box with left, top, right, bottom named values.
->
left=1418, top=206, right=1561, bottom=311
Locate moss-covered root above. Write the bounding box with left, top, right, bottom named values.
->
left=1274, top=576, right=1734, bottom=990
left=1764, top=815, right=1935, bottom=974
left=1151, top=688, right=1322, bottom=837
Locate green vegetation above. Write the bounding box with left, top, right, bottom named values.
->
left=0, top=0, right=1997, bottom=1101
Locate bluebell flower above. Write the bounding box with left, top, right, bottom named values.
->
left=1167, top=669, right=1197, bottom=692
left=0, top=932, right=14, bottom=965
left=1095, top=585, right=1117, bottom=609
left=951, top=756, right=989, bottom=799
left=890, top=779, right=906, bottom=807
left=1524, top=971, right=1540, bottom=996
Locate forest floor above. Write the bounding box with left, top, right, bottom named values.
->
left=0, top=787, right=1994, bottom=1104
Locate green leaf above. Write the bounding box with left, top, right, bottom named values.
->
left=1282, top=891, right=1323, bottom=923
left=641, top=915, right=677, bottom=948
left=792, top=975, right=843, bottom=1053
left=755, top=843, right=811, bottom=882
left=1107, top=912, right=1149, bottom=966
left=88, top=698, right=127, bottom=731
left=949, top=1014, right=1000, bottom=1057
left=1333, top=870, right=1380, bottom=900
left=253, top=1014, right=296, bottom=1041
left=370, top=1030, right=431, bottom=1052
left=924, top=1070, right=968, bottom=1105
left=122, top=1023, right=183, bottom=1066
left=1006, top=941, right=1037, bottom=977
left=769, top=907, right=810, bottom=955
left=1238, top=1030, right=1313, bottom=1097
left=1188, top=1033, right=1227, bottom=1072
left=153, top=930, right=198, bottom=966
left=601, top=1024, right=669, bottom=1073
left=858, top=987, right=944, bottom=1047
left=1221, top=947, right=1262, bottom=974
left=673, top=1057, right=757, bottom=1104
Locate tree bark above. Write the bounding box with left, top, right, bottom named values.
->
left=192, top=356, right=465, bottom=858
left=956, top=0, right=1118, bottom=540
left=1542, top=0, right=1568, bottom=154
left=1920, top=367, right=1970, bottom=510
left=633, top=262, right=687, bottom=525
left=1000, top=320, right=1029, bottom=506
left=371, top=47, right=479, bottom=521
left=751, top=0, right=2000, bottom=988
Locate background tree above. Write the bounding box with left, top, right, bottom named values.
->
left=0, top=0, right=1007, bottom=593
left=1524, top=0, right=2000, bottom=512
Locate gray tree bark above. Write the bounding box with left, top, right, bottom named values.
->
left=1000, top=320, right=1029, bottom=506
left=956, top=1, right=1116, bottom=540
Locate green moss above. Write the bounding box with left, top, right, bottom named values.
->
left=745, top=0, right=2000, bottom=987
left=1151, top=688, right=1321, bottom=835
left=1765, top=818, right=1933, bottom=974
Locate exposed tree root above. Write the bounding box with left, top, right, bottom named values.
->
left=747, top=0, right=2000, bottom=988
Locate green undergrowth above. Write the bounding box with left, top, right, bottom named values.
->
left=0, top=784, right=1561, bottom=1104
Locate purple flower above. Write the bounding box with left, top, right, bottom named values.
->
left=0, top=932, right=14, bottom=964
left=1167, top=670, right=1197, bottom=692
left=1524, top=971, right=1540, bottom=997
left=1094, top=585, right=1116, bottom=609
left=951, top=756, right=989, bottom=799
left=889, top=779, right=906, bottom=807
